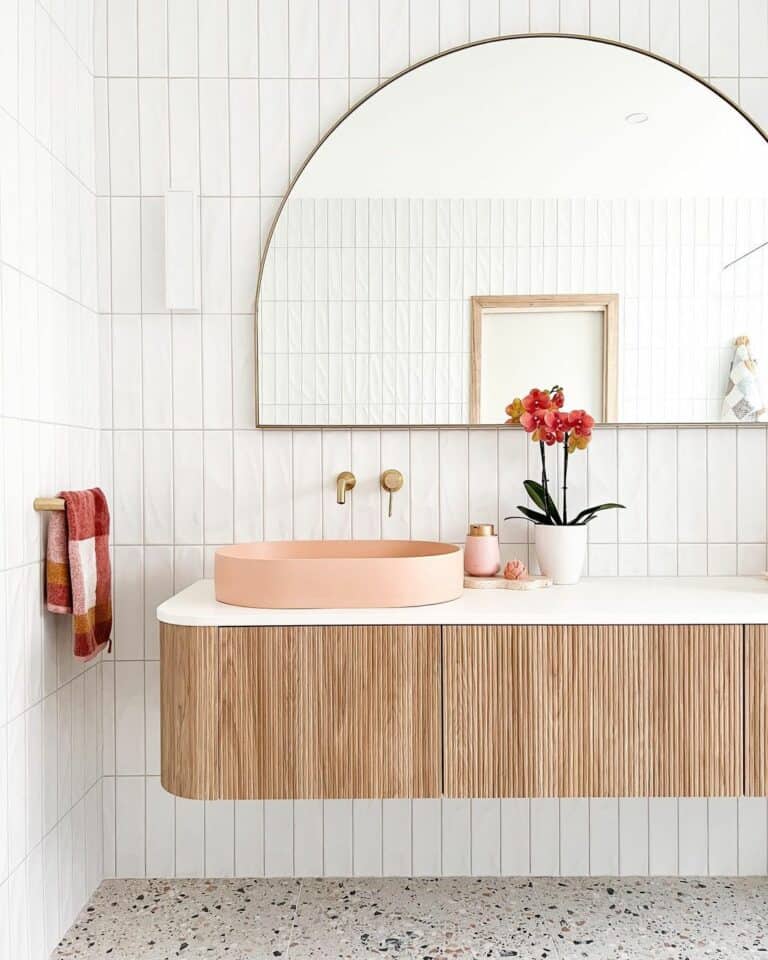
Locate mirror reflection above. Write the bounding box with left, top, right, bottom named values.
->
left=257, top=36, right=768, bottom=426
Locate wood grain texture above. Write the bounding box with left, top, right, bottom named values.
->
left=746, top=626, right=768, bottom=796
left=160, top=623, right=219, bottom=799
left=218, top=625, right=297, bottom=799
left=219, top=625, right=441, bottom=799
left=443, top=624, right=741, bottom=797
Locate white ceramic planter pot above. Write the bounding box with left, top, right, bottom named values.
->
left=534, top=525, right=588, bottom=585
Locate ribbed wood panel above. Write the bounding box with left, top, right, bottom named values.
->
left=443, top=624, right=741, bottom=797
left=160, top=623, right=219, bottom=799
left=219, top=625, right=440, bottom=799
left=218, top=625, right=297, bottom=799
left=746, top=626, right=768, bottom=796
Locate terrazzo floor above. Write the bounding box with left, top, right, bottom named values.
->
left=51, top=876, right=768, bottom=959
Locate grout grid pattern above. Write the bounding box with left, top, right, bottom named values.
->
left=91, top=0, right=768, bottom=890
left=0, top=0, right=104, bottom=958
left=259, top=196, right=768, bottom=425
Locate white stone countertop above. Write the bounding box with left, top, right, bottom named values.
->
left=157, top=576, right=768, bottom=627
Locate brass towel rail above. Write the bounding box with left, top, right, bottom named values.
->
left=33, top=497, right=66, bottom=511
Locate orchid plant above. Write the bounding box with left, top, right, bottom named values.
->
left=504, top=386, right=625, bottom=526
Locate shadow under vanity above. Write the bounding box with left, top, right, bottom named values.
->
left=158, top=578, right=768, bottom=802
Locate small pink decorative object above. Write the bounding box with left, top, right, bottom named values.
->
left=464, top=523, right=501, bottom=576
left=503, top=559, right=528, bottom=581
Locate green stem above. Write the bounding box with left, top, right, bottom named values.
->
left=562, top=434, right=570, bottom=525
left=539, top=440, right=551, bottom=521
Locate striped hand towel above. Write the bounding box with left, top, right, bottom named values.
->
left=46, top=488, right=112, bottom=661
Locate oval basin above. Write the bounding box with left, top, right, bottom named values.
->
left=214, top=540, right=464, bottom=609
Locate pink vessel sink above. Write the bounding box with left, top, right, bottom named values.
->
left=214, top=540, right=464, bottom=609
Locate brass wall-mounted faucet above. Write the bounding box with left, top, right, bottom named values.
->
left=381, top=469, right=404, bottom=517
left=336, top=471, right=356, bottom=504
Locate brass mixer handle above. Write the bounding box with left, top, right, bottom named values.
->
left=381, top=470, right=404, bottom=517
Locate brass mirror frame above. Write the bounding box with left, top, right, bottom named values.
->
left=254, top=33, right=768, bottom=428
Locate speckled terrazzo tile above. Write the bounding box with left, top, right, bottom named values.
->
left=288, top=878, right=768, bottom=960
left=287, top=878, right=564, bottom=958
left=543, top=878, right=768, bottom=959
left=50, top=878, right=302, bottom=960
left=49, top=876, right=768, bottom=960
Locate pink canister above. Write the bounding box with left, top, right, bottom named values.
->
left=464, top=523, right=501, bottom=576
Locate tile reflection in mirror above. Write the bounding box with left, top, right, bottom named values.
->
left=256, top=37, right=768, bottom=425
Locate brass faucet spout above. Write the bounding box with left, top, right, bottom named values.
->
left=336, top=471, right=356, bottom=504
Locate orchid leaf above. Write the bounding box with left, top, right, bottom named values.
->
left=512, top=505, right=555, bottom=525
left=569, top=502, right=625, bottom=526
left=523, top=479, right=563, bottom=525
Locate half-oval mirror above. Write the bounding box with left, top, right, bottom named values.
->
left=256, top=35, right=768, bottom=426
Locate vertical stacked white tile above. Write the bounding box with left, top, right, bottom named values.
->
left=262, top=196, right=768, bottom=424
left=97, top=0, right=768, bottom=884
left=0, top=0, right=103, bottom=956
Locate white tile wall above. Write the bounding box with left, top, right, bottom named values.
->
left=261, top=196, right=768, bottom=424
left=93, top=0, right=768, bottom=883
left=1, top=0, right=765, bottom=913
left=99, top=420, right=768, bottom=881
left=0, top=0, right=103, bottom=956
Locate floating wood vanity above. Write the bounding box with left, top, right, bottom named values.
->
left=157, top=578, right=768, bottom=800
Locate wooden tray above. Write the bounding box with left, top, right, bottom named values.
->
left=464, top=574, right=552, bottom=591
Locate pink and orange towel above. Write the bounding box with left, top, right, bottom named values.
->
left=46, top=488, right=112, bottom=661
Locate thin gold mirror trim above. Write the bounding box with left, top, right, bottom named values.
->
left=253, top=32, right=768, bottom=428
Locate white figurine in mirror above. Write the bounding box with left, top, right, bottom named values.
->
left=722, top=336, right=765, bottom=422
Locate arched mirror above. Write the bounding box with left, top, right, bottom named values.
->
left=256, top=35, right=768, bottom=426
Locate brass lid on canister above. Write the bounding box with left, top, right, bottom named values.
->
left=468, top=523, right=496, bottom=536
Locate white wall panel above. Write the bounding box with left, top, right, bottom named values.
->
left=412, top=799, right=442, bottom=876
left=530, top=799, right=559, bottom=875
left=442, top=798, right=471, bottom=875
left=560, top=799, right=590, bottom=876
left=649, top=798, right=678, bottom=875
left=146, top=777, right=175, bottom=877
left=678, top=797, right=708, bottom=875
left=294, top=800, right=324, bottom=876
left=323, top=800, right=353, bottom=876
left=353, top=799, right=383, bottom=876
left=619, top=798, right=649, bottom=876
left=382, top=800, right=412, bottom=875
left=500, top=799, right=530, bottom=875
left=175, top=798, right=205, bottom=877
left=205, top=802, right=235, bottom=877
left=1, top=0, right=106, bottom=934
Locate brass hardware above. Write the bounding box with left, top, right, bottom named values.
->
left=468, top=523, right=495, bottom=536
left=336, top=471, right=356, bottom=505
left=34, top=497, right=65, bottom=512
left=381, top=469, right=404, bottom=517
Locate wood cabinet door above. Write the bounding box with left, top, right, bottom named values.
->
left=746, top=626, right=768, bottom=795
left=160, top=624, right=220, bottom=799
left=219, top=625, right=441, bottom=799
left=443, top=624, right=741, bottom=797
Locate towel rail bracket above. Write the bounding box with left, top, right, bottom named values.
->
left=34, top=497, right=66, bottom=512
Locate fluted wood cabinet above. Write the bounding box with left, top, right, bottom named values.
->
left=160, top=622, right=440, bottom=799
left=746, top=626, right=768, bottom=796
left=443, top=624, right=741, bottom=797
left=161, top=620, right=763, bottom=800
left=160, top=625, right=219, bottom=799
